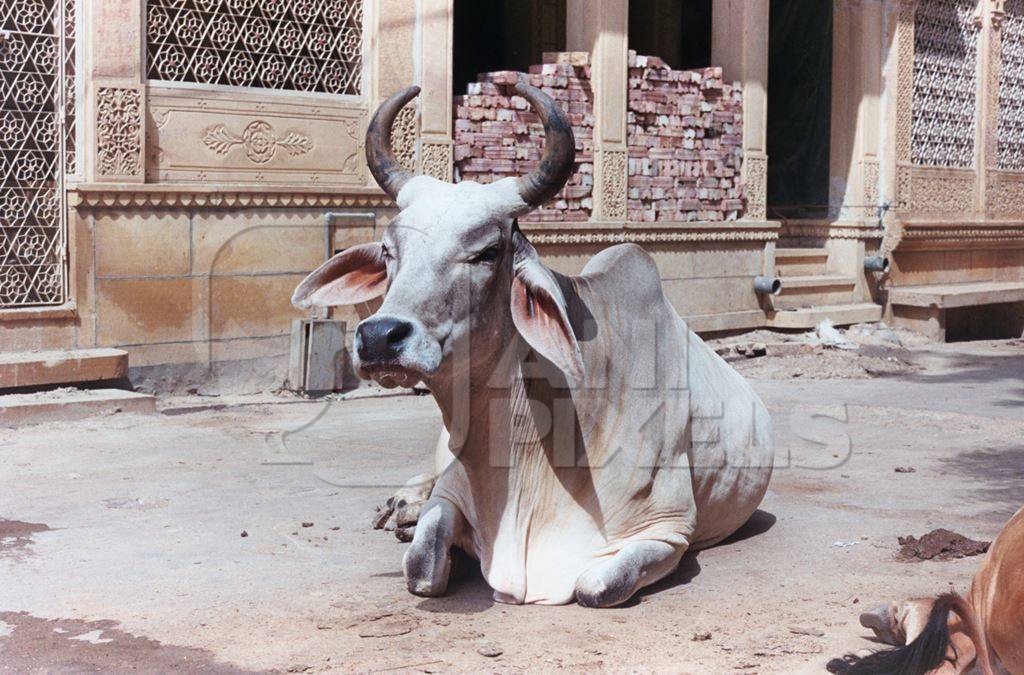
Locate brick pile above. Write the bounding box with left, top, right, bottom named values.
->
left=627, top=51, right=745, bottom=222
left=453, top=52, right=594, bottom=222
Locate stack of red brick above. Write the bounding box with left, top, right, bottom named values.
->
left=627, top=51, right=745, bottom=222
left=453, top=52, right=594, bottom=222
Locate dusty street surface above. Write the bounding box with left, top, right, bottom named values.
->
left=2, top=336, right=1023, bottom=673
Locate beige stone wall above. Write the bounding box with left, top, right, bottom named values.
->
left=68, top=194, right=393, bottom=388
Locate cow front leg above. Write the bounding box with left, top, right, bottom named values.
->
left=371, top=473, right=435, bottom=541
left=403, top=497, right=466, bottom=597
left=574, top=540, right=687, bottom=608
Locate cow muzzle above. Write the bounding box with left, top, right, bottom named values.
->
left=354, top=314, right=440, bottom=388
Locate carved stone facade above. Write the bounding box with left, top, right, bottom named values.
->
left=6, top=0, right=1024, bottom=371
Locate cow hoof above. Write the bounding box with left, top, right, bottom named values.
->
left=575, top=568, right=638, bottom=608
left=371, top=473, right=435, bottom=540
left=403, top=547, right=450, bottom=597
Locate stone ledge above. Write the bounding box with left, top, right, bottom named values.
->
left=70, top=184, right=395, bottom=209
left=0, top=388, right=156, bottom=428
left=889, top=281, right=1024, bottom=309
left=521, top=219, right=780, bottom=244
left=0, top=302, right=77, bottom=322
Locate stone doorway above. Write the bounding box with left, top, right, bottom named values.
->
left=766, top=0, right=833, bottom=220
left=628, top=0, right=712, bottom=71
left=452, top=0, right=566, bottom=96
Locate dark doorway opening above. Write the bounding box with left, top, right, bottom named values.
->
left=453, top=0, right=566, bottom=95
left=628, top=0, right=712, bottom=70
left=767, top=0, right=833, bottom=220
left=947, top=303, right=1024, bottom=342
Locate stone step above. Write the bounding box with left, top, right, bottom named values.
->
left=767, top=302, right=883, bottom=329
left=0, top=348, right=128, bottom=390
left=775, top=274, right=857, bottom=310
left=0, top=388, right=157, bottom=428
left=775, top=247, right=829, bottom=276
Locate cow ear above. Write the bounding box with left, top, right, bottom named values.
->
left=509, top=232, right=584, bottom=381
left=292, top=242, right=388, bottom=309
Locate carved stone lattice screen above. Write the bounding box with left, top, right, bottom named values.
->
left=0, top=0, right=76, bottom=308
left=911, top=0, right=979, bottom=168
left=146, top=0, right=363, bottom=95
left=999, top=0, right=1024, bottom=170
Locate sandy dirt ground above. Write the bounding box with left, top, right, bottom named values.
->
left=1, top=334, right=1023, bottom=673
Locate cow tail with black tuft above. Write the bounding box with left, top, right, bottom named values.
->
left=825, top=592, right=995, bottom=675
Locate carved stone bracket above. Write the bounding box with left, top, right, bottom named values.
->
left=597, top=148, right=627, bottom=221
left=419, top=139, right=452, bottom=182
left=94, top=85, right=145, bottom=182
left=743, top=154, right=767, bottom=222
left=391, top=103, right=420, bottom=172
left=862, top=158, right=880, bottom=220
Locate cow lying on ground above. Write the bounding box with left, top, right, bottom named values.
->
left=293, top=83, right=774, bottom=607
left=828, top=504, right=1024, bottom=674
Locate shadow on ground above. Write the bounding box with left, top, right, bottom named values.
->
left=940, top=445, right=1024, bottom=521
left=0, top=612, right=255, bottom=674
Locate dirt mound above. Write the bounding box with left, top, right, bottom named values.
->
left=896, top=528, right=990, bottom=562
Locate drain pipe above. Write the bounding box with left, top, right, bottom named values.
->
left=754, top=276, right=782, bottom=296
left=864, top=255, right=890, bottom=274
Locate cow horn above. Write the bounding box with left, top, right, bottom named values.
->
left=366, top=85, right=420, bottom=201
left=514, top=82, right=576, bottom=208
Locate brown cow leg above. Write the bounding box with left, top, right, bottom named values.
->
left=574, top=540, right=688, bottom=608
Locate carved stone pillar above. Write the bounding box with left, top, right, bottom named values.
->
left=373, top=0, right=419, bottom=173
left=981, top=0, right=1007, bottom=216
left=711, top=0, right=769, bottom=221
left=890, top=0, right=918, bottom=222
left=829, top=0, right=884, bottom=224
left=84, top=0, right=145, bottom=183
left=417, top=0, right=454, bottom=182
left=567, top=0, right=628, bottom=222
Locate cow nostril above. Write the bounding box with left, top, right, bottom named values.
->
left=386, top=321, right=412, bottom=345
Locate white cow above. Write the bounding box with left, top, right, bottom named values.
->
left=293, top=83, right=774, bottom=607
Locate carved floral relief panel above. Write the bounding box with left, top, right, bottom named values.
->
left=911, top=0, right=979, bottom=168
left=147, top=87, right=366, bottom=185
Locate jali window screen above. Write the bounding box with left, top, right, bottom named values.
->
left=911, top=0, right=979, bottom=168
left=0, top=0, right=76, bottom=308
left=146, top=0, right=363, bottom=95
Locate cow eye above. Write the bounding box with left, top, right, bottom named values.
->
left=380, top=243, right=392, bottom=260
left=469, top=244, right=501, bottom=265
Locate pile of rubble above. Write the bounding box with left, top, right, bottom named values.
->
left=627, top=52, right=745, bottom=222
left=453, top=52, right=594, bottom=222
